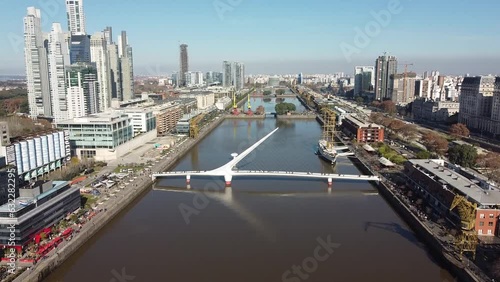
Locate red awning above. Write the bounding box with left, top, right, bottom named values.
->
left=62, top=227, right=73, bottom=236
left=42, top=227, right=52, bottom=234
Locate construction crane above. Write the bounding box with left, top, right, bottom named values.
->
left=449, top=194, right=478, bottom=260
left=231, top=89, right=239, bottom=115
left=246, top=94, right=253, bottom=116
left=189, top=113, right=205, bottom=138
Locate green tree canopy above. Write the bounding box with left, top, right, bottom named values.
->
left=275, top=102, right=296, bottom=115
left=448, top=144, right=477, bottom=168
left=263, top=90, right=272, bottom=96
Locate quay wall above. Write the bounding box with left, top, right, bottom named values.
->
left=16, top=116, right=227, bottom=282
left=350, top=158, right=483, bottom=282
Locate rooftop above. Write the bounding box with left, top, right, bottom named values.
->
left=56, top=112, right=131, bottom=125
left=0, top=181, right=69, bottom=214
left=409, top=159, right=500, bottom=206
left=345, top=115, right=382, bottom=129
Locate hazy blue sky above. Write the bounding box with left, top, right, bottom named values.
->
left=1, top=0, right=500, bottom=75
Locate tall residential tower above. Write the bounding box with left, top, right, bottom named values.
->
left=65, top=0, right=86, bottom=35
left=374, top=54, right=397, bottom=100
left=24, top=7, right=51, bottom=117
left=179, top=44, right=189, bottom=87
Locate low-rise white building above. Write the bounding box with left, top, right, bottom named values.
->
left=179, top=92, right=215, bottom=111
left=215, top=97, right=232, bottom=110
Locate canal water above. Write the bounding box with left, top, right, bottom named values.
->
left=45, top=114, right=454, bottom=281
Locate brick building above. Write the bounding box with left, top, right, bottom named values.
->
left=341, top=115, right=384, bottom=143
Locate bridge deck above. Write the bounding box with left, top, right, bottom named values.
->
left=152, top=170, right=379, bottom=181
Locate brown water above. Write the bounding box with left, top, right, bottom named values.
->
left=45, top=116, right=455, bottom=282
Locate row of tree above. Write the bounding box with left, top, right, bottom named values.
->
left=275, top=103, right=296, bottom=115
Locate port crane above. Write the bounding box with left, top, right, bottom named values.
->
left=449, top=194, right=478, bottom=260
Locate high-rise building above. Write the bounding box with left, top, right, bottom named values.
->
left=90, top=32, right=111, bottom=111
left=107, top=44, right=121, bottom=100
left=103, top=26, right=113, bottom=45
left=389, top=72, right=417, bottom=105
left=70, top=34, right=91, bottom=64
left=298, top=73, right=303, bottom=84
left=354, top=66, right=375, bottom=96
left=66, top=63, right=100, bottom=118
left=374, top=54, right=397, bottom=100
left=117, top=31, right=127, bottom=58
left=65, top=0, right=86, bottom=35
left=459, top=76, right=496, bottom=134
left=121, top=45, right=134, bottom=101
left=179, top=44, right=189, bottom=87
left=48, top=23, right=71, bottom=122
left=222, top=61, right=232, bottom=88
left=24, top=7, right=51, bottom=118
left=233, top=62, right=245, bottom=90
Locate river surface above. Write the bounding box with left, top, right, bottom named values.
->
left=46, top=111, right=454, bottom=281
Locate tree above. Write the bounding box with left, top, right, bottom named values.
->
left=263, top=90, right=272, bottom=96
left=400, top=124, right=418, bottom=140
left=422, top=132, right=449, bottom=155
left=380, top=100, right=396, bottom=115
left=449, top=123, right=470, bottom=138
left=447, top=145, right=477, bottom=168
left=388, top=119, right=405, bottom=131
left=416, top=150, right=431, bottom=159
left=355, top=97, right=364, bottom=105
left=276, top=89, right=286, bottom=95
left=476, top=152, right=500, bottom=183
left=275, top=103, right=296, bottom=115
left=370, top=112, right=385, bottom=124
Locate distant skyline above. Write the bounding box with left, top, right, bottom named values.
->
left=1, top=0, right=500, bottom=76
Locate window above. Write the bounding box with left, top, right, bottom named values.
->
left=488, top=230, right=493, bottom=235
left=490, top=214, right=495, bottom=219
left=478, top=230, right=483, bottom=235
left=479, top=222, right=484, bottom=226
left=488, top=222, right=494, bottom=227
left=480, top=214, right=485, bottom=219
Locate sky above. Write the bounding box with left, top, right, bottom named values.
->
left=1, top=0, right=500, bottom=76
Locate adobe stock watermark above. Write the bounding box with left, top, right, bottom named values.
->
left=282, top=235, right=340, bottom=282
left=8, top=0, right=64, bottom=54
left=109, top=267, right=135, bottom=282
left=178, top=181, right=222, bottom=224
left=6, top=166, right=18, bottom=275
left=213, top=0, right=243, bottom=21
left=340, top=0, right=407, bottom=63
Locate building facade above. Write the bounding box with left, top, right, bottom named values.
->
left=354, top=66, right=374, bottom=96
left=3, top=130, right=71, bottom=182
left=24, top=7, right=51, bottom=118
left=90, top=32, right=112, bottom=111
left=48, top=23, right=71, bottom=122
left=0, top=180, right=80, bottom=247
left=374, top=54, right=397, bottom=101
left=341, top=115, right=384, bottom=143
left=412, top=99, right=460, bottom=122
left=179, top=44, right=189, bottom=87
left=404, top=159, right=500, bottom=237
left=389, top=73, right=417, bottom=105
left=66, top=63, right=100, bottom=118
left=458, top=76, right=496, bottom=135
left=65, top=0, right=86, bottom=35
left=154, top=103, right=183, bottom=136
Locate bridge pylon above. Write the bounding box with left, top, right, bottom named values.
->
left=224, top=174, right=232, bottom=186
left=328, top=177, right=332, bottom=186
left=186, top=175, right=191, bottom=185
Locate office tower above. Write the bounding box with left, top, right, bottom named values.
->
left=298, top=73, right=303, bottom=84
left=233, top=62, right=245, bottom=90
left=222, top=61, right=232, bottom=88
left=48, top=23, right=71, bottom=122
left=24, top=7, right=51, bottom=118
left=374, top=54, right=397, bottom=100
left=459, top=76, right=496, bottom=133
left=70, top=34, right=91, bottom=64
left=103, top=26, right=113, bottom=45
left=120, top=46, right=134, bottom=101
left=179, top=44, right=189, bottom=87
left=354, top=66, right=375, bottom=96
left=65, top=0, right=86, bottom=35
left=107, top=44, right=122, bottom=100
left=66, top=63, right=99, bottom=118
left=90, top=32, right=111, bottom=111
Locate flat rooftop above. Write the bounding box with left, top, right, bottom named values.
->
left=345, top=115, right=382, bottom=129
left=0, top=181, right=70, bottom=213
left=57, top=112, right=131, bottom=124
left=409, top=159, right=500, bottom=206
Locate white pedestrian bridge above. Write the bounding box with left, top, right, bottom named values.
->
left=151, top=127, right=380, bottom=186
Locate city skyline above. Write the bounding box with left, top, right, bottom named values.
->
left=1, top=0, right=500, bottom=75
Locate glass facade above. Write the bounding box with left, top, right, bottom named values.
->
left=57, top=115, right=133, bottom=150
